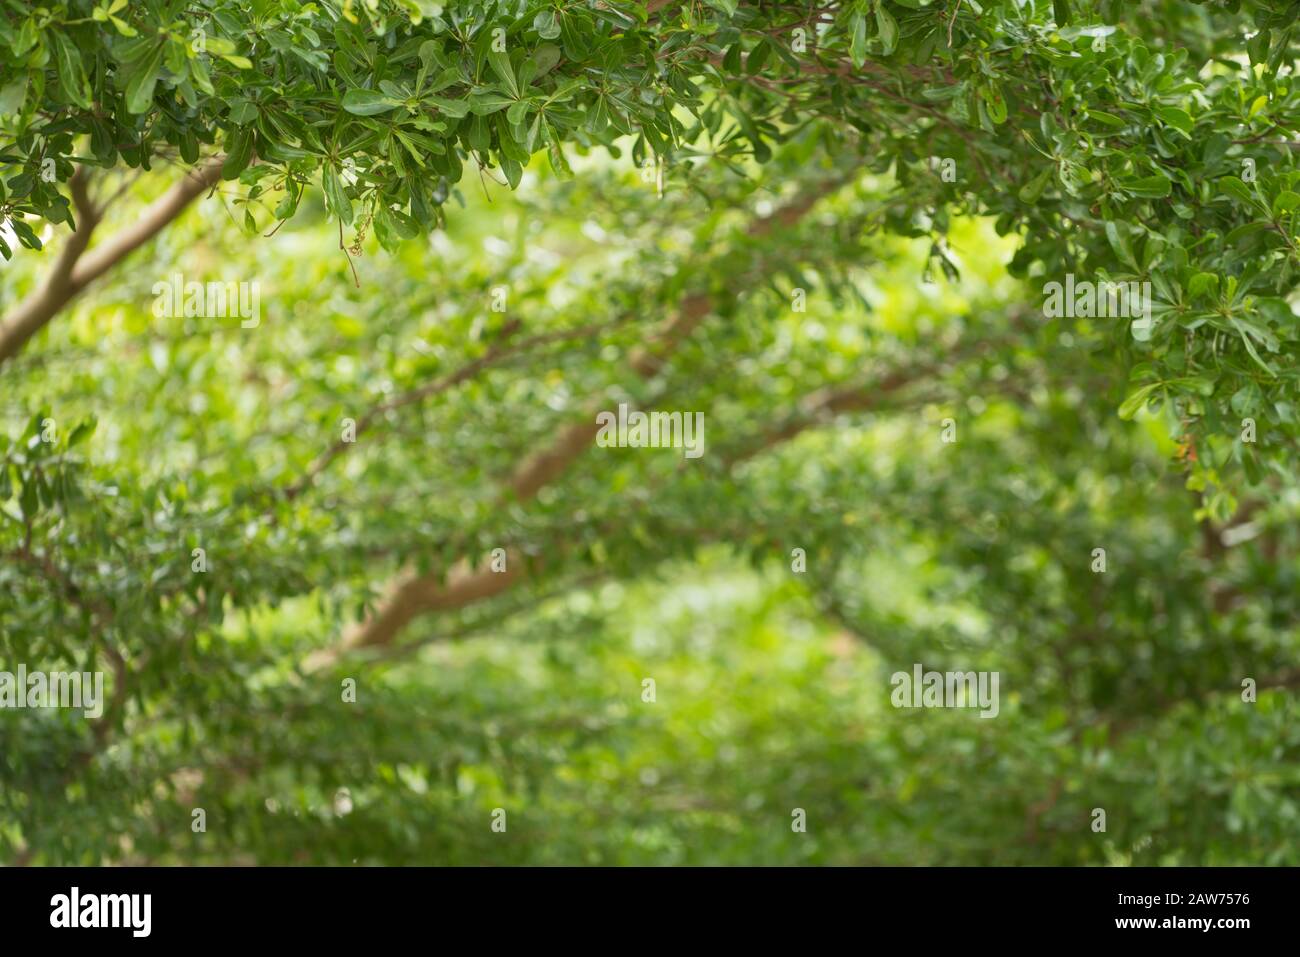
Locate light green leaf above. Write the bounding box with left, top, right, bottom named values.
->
left=342, top=88, right=402, bottom=115
left=1119, top=382, right=1160, bottom=420
left=1187, top=272, right=1219, bottom=300
left=849, top=12, right=868, bottom=69
left=1272, top=191, right=1300, bottom=216
left=875, top=5, right=899, bottom=56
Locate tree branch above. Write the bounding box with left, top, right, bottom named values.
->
left=313, top=173, right=852, bottom=660
left=283, top=316, right=634, bottom=501
left=0, top=156, right=225, bottom=367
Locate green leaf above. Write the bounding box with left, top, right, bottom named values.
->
left=1154, top=106, right=1193, bottom=134
left=875, top=5, right=899, bottom=56
left=342, top=89, right=403, bottom=115
left=19, top=474, right=38, bottom=519
left=426, top=95, right=470, bottom=118
left=1232, top=319, right=1278, bottom=374
left=468, top=93, right=513, bottom=115
left=506, top=100, right=530, bottom=126
left=1119, top=382, right=1160, bottom=420
left=1122, top=175, right=1172, bottom=198
left=427, top=66, right=462, bottom=94
left=746, top=39, right=771, bottom=76
left=222, top=127, right=253, bottom=180
left=51, top=34, right=91, bottom=109
left=122, top=41, right=165, bottom=114
left=487, top=48, right=519, bottom=99
left=527, top=44, right=562, bottom=79
left=701, top=0, right=739, bottom=17
left=1219, top=176, right=1257, bottom=206
left=1187, top=272, right=1219, bottom=300
left=0, top=77, right=28, bottom=116
left=849, top=12, right=868, bottom=69
left=201, top=36, right=238, bottom=56
left=1105, top=221, right=1138, bottom=269
left=500, top=155, right=522, bottom=189
left=1248, top=28, right=1271, bottom=67
left=1272, top=191, right=1300, bottom=216
left=1085, top=109, right=1126, bottom=127
left=10, top=218, right=42, bottom=250
left=723, top=42, right=742, bottom=74
left=322, top=163, right=353, bottom=226
left=1225, top=221, right=1270, bottom=244
left=67, top=418, right=98, bottom=448
left=980, top=83, right=1007, bottom=125
left=533, top=10, right=562, bottom=41
left=1018, top=167, right=1053, bottom=205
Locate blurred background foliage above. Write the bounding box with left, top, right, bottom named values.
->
left=2, top=123, right=1298, bottom=864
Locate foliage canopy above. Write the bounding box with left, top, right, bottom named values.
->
left=0, top=1, right=1298, bottom=865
